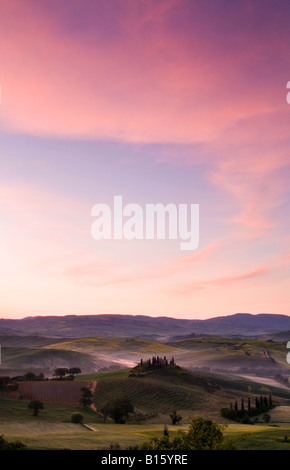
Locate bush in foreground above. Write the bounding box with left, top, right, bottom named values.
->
left=71, top=413, right=84, bottom=424
left=0, top=435, right=26, bottom=450
left=140, top=416, right=235, bottom=450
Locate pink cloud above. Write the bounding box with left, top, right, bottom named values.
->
left=0, top=183, right=87, bottom=234
left=0, top=1, right=289, bottom=318
left=173, top=265, right=271, bottom=295
left=0, top=0, right=287, bottom=244
left=0, top=0, right=287, bottom=145
left=65, top=241, right=223, bottom=286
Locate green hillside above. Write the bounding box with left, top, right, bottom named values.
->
left=45, top=335, right=290, bottom=375
left=45, top=336, right=179, bottom=356
left=0, top=346, right=99, bottom=375
left=166, top=337, right=289, bottom=373
left=1, top=365, right=290, bottom=450
left=91, top=365, right=290, bottom=420
left=0, top=334, right=65, bottom=348
left=1, top=334, right=290, bottom=380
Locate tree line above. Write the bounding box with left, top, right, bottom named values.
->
left=51, top=367, right=82, bottom=379
left=143, top=356, right=175, bottom=367
left=221, top=394, right=274, bottom=423
left=0, top=367, right=82, bottom=388
left=129, top=356, right=177, bottom=377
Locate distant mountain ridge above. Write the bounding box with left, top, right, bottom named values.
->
left=0, top=313, right=290, bottom=339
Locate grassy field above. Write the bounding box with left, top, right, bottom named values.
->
left=2, top=397, right=290, bottom=449
left=0, top=421, right=168, bottom=450
left=1, top=334, right=290, bottom=450
left=1, top=372, right=290, bottom=451
left=45, top=336, right=179, bottom=354
left=224, top=423, right=290, bottom=450
left=0, top=397, right=178, bottom=449
left=0, top=398, right=101, bottom=423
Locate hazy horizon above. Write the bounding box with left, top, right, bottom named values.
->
left=0, top=311, right=288, bottom=322
left=1, top=1, right=290, bottom=320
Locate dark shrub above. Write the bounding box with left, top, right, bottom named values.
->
left=71, top=413, right=84, bottom=424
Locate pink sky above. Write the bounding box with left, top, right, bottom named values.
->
left=0, top=0, right=290, bottom=319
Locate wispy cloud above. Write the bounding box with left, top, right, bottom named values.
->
left=65, top=241, right=222, bottom=286
left=1, top=1, right=289, bottom=318
left=173, top=265, right=271, bottom=295
left=1, top=1, right=288, bottom=143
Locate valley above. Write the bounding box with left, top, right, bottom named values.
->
left=1, top=313, right=290, bottom=450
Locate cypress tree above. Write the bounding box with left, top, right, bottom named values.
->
left=269, top=394, right=272, bottom=407
left=241, top=398, right=244, bottom=412
left=248, top=397, right=251, bottom=413
left=163, top=425, right=169, bottom=437
left=234, top=401, right=238, bottom=412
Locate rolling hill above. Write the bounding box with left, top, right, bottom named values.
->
left=0, top=346, right=113, bottom=376
left=90, top=365, right=290, bottom=420
left=1, top=333, right=290, bottom=377
left=42, top=336, right=179, bottom=360
left=165, top=337, right=290, bottom=374
left=41, top=335, right=290, bottom=375
left=1, top=313, right=290, bottom=338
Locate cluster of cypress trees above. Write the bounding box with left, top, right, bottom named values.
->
left=221, top=394, right=273, bottom=423
left=139, top=356, right=175, bottom=369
